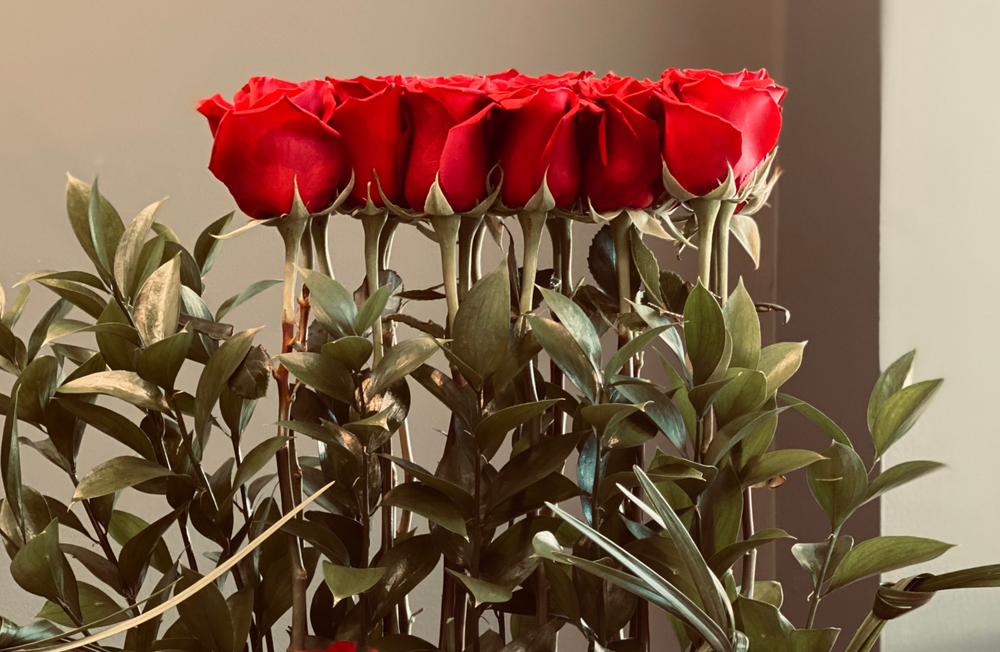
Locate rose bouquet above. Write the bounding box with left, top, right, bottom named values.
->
left=1, top=69, right=997, bottom=652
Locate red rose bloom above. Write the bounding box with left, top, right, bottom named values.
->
left=298, top=643, right=357, bottom=652
left=488, top=72, right=591, bottom=209
left=402, top=76, right=496, bottom=213
left=198, top=77, right=346, bottom=219
left=579, top=74, right=663, bottom=211
left=657, top=68, right=785, bottom=197
left=327, top=76, right=409, bottom=207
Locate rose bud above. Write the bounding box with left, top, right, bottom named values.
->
left=327, top=76, right=410, bottom=208
left=579, top=74, right=663, bottom=212
left=198, top=77, right=346, bottom=219
left=488, top=72, right=591, bottom=210
left=401, top=75, right=497, bottom=214
left=657, top=68, right=785, bottom=200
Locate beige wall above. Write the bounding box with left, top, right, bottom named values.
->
left=881, top=1, right=1000, bottom=649
left=0, top=1, right=785, bottom=648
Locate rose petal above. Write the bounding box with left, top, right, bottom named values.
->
left=208, top=96, right=345, bottom=219
left=659, top=96, right=743, bottom=197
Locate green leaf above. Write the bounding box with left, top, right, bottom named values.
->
left=87, top=178, right=125, bottom=279
left=868, top=350, right=916, bottom=433
left=176, top=569, right=234, bottom=652
left=41, top=319, right=139, bottom=347
left=630, top=230, right=661, bottom=306
left=699, top=465, right=743, bottom=559
left=475, top=399, right=561, bottom=461
left=381, top=455, right=474, bottom=516
left=757, top=342, right=806, bottom=396
left=526, top=315, right=599, bottom=403
left=274, top=352, right=354, bottom=404
left=227, top=587, right=254, bottom=652
left=872, top=379, right=942, bottom=462
left=65, top=175, right=118, bottom=279
left=133, top=257, right=181, bottom=346
left=453, top=263, right=511, bottom=380
left=826, top=536, right=955, bottom=595
left=95, top=300, right=138, bottom=372
left=368, top=337, right=437, bottom=396
left=195, top=328, right=262, bottom=439
left=108, top=511, right=173, bottom=574
left=384, top=483, right=467, bottom=537
left=280, top=519, right=348, bottom=564
left=865, top=460, right=944, bottom=505
left=487, top=432, right=584, bottom=512
left=322, top=562, right=385, bottom=606
left=807, top=443, right=868, bottom=529
left=447, top=570, right=513, bottom=606
left=57, top=397, right=157, bottom=461
left=630, top=467, right=733, bottom=634
left=37, top=582, right=126, bottom=628
left=354, top=283, right=392, bottom=335
left=545, top=502, right=732, bottom=652
left=777, top=394, right=851, bottom=448
left=606, top=325, right=670, bottom=378
left=136, top=329, right=192, bottom=391
left=741, top=449, right=826, bottom=488
left=705, top=408, right=787, bottom=466
left=11, top=519, right=78, bottom=616
left=709, top=529, right=794, bottom=576
left=684, top=283, right=726, bottom=386
left=194, top=213, right=234, bottom=277
left=215, top=279, right=281, bottom=322
left=368, top=534, right=440, bottom=622
left=730, top=214, right=762, bottom=269
left=2, top=284, right=30, bottom=329
left=615, top=381, right=686, bottom=451
left=722, top=279, right=760, bottom=369
left=321, top=337, right=373, bottom=373
left=300, top=268, right=357, bottom=337
left=114, top=200, right=163, bottom=298
left=712, top=368, right=767, bottom=427
left=791, top=536, right=854, bottom=589
left=73, top=457, right=175, bottom=502
left=737, top=596, right=838, bottom=652
left=119, top=507, right=181, bottom=594
left=538, top=287, right=602, bottom=376
left=2, top=390, right=24, bottom=535
left=57, top=370, right=169, bottom=413
left=26, top=301, right=72, bottom=363
left=224, top=437, right=289, bottom=507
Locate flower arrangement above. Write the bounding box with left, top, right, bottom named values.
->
left=0, top=69, right=996, bottom=652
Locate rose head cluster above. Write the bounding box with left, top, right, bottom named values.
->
left=198, top=69, right=785, bottom=220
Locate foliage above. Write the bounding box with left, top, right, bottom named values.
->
left=0, top=171, right=993, bottom=652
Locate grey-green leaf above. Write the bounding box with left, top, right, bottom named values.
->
left=757, top=342, right=806, bottom=396
left=133, top=257, right=181, bottom=346
left=369, top=337, right=438, bottom=396
left=447, top=570, right=513, bottom=606
left=722, top=279, right=760, bottom=370
left=57, top=370, right=169, bottom=413
left=322, top=562, right=385, bottom=606
left=453, top=263, right=511, bottom=380
left=826, top=536, right=955, bottom=595
left=872, top=379, right=942, bottom=462
left=684, top=283, right=727, bottom=386
left=806, top=443, right=868, bottom=529
left=195, top=328, right=262, bottom=439
left=73, top=457, right=175, bottom=502
left=867, top=350, right=916, bottom=433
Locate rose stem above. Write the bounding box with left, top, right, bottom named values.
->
left=517, top=209, right=550, bottom=626
left=612, top=212, right=650, bottom=648
left=431, top=212, right=463, bottom=650
left=432, top=214, right=462, bottom=334
left=275, top=213, right=309, bottom=652
left=712, top=200, right=758, bottom=598
left=545, top=217, right=571, bottom=437
left=310, top=213, right=334, bottom=278
left=380, top=219, right=413, bottom=633
left=458, top=216, right=484, bottom=299
left=471, top=219, right=488, bottom=284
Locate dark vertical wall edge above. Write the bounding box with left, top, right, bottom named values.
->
left=774, top=1, right=882, bottom=648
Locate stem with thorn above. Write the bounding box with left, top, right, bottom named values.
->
left=310, top=213, right=334, bottom=278
left=432, top=214, right=462, bottom=334
left=458, top=216, right=483, bottom=300
left=361, top=212, right=388, bottom=365
left=274, top=214, right=309, bottom=652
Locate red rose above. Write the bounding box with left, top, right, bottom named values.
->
left=488, top=72, right=591, bottom=209
left=579, top=74, right=663, bottom=211
left=402, top=76, right=496, bottom=213
left=327, top=76, right=409, bottom=207
left=198, top=77, right=346, bottom=219
left=657, top=68, right=785, bottom=197
left=298, top=643, right=358, bottom=652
